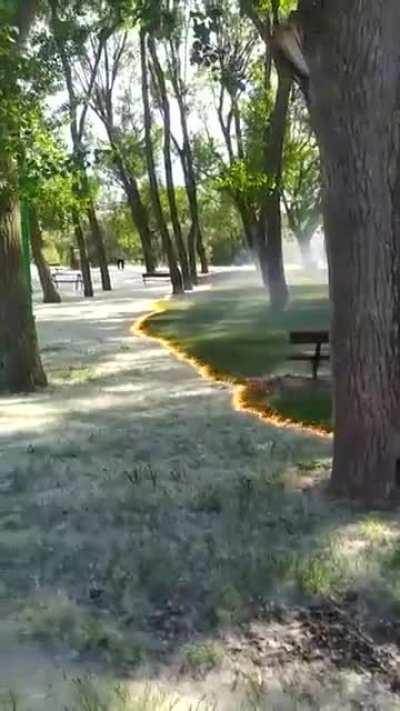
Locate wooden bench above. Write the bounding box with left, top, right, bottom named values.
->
left=51, top=269, right=83, bottom=291
left=289, top=330, right=330, bottom=379
left=142, top=271, right=171, bottom=285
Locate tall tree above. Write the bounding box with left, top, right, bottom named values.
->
left=80, top=31, right=157, bottom=273
left=165, top=3, right=209, bottom=277
left=192, top=4, right=260, bottom=256
left=48, top=0, right=112, bottom=292
left=241, top=0, right=291, bottom=310
left=0, top=0, right=47, bottom=391
left=148, top=34, right=192, bottom=291
left=140, top=28, right=183, bottom=294
left=295, top=1, right=400, bottom=503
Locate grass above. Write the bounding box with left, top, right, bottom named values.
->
left=183, top=642, right=224, bottom=676
left=145, top=282, right=331, bottom=429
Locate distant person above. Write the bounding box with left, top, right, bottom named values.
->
left=117, top=257, right=125, bottom=271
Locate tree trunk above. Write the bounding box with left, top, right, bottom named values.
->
left=86, top=202, right=111, bottom=291
left=118, top=167, right=156, bottom=273
left=125, top=182, right=157, bottom=273
left=258, top=58, right=291, bottom=310
left=105, top=127, right=157, bottom=273
left=0, top=189, right=46, bottom=392
left=50, top=1, right=111, bottom=293
left=72, top=210, right=93, bottom=298
left=169, top=48, right=209, bottom=276
left=0, top=2, right=46, bottom=392
left=79, top=170, right=111, bottom=292
left=30, top=206, right=61, bottom=304
left=297, top=232, right=315, bottom=271
left=69, top=245, right=79, bottom=270
left=301, top=0, right=400, bottom=505
left=140, top=29, right=183, bottom=295
left=148, top=37, right=192, bottom=291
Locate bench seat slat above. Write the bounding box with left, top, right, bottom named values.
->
left=289, top=354, right=330, bottom=361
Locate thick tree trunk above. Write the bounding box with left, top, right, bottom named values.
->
left=148, top=37, right=192, bottom=292
left=140, top=29, right=183, bottom=295
left=0, top=190, right=46, bottom=391
left=0, top=1, right=47, bottom=392
left=29, top=206, right=61, bottom=304
left=258, top=58, right=291, bottom=310
left=301, top=0, right=400, bottom=504
left=72, top=210, right=93, bottom=298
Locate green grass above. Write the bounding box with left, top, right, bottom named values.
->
left=146, top=283, right=331, bottom=428
left=269, top=387, right=332, bottom=430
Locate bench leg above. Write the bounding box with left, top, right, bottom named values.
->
left=313, top=343, right=322, bottom=379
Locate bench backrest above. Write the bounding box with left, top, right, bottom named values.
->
left=290, top=330, right=329, bottom=345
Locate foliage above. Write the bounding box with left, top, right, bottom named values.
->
left=198, top=186, right=245, bottom=264
left=101, top=204, right=144, bottom=260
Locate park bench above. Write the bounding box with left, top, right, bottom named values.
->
left=289, top=330, right=330, bottom=380
left=51, top=269, right=83, bottom=291
left=142, top=271, right=171, bottom=285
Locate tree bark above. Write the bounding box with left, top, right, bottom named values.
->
left=140, top=29, right=183, bottom=295
left=72, top=209, right=93, bottom=298
left=0, top=188, right=46, bottom=392
left=0, top=0, right=47, bottom=392
left=256, top=57, right=291, bottom=310
left=148, top=37, right=192, bottom=291
left=168, top=41, right=209, bottom=276
left=29, top=206, right=61, bottom=304
left=79, top=171, right=111, bottom=292
left=300, top=0, right=400, bottom=505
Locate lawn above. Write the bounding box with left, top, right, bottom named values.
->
left=145, top=280, right=332, bottom=429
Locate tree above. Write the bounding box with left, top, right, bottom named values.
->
left=295, top=1, right=400, bottom=503
left=191, top=3, right=261, bottom=260
left=148, top=34, right=193, bottom=291
left=29, top=205, right=61, bottom=303
left=165, top=2, right=209, bottom=277
left=139, top=27, right=183, bottom=294
left=81, top=31, right=157, bottom=273
left=241, top=0, right=294, bottom=310
left=48, top=0, right=112, bottom=292
left=0, top=1, right=47, bottom=391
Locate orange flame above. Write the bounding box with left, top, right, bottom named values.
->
left=132, top=302, right=332, bottom=441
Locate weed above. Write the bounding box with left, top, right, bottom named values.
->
left=359, top=515, right=391, bottom=544
left=191, top=484, right=223, bottom=514
left=19, top=593, right=80, bottom=644
left=51, top=366, right=96, bottom=385
left=183, top=642, right=224, bottom=676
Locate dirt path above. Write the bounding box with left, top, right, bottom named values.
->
left=0, top=268, right=332, bottom=709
